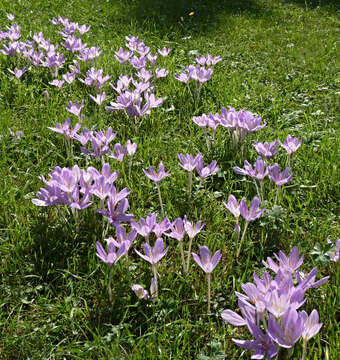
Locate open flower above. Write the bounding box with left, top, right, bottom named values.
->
left=192, top=246, right=221, bottom=274
left=143, top=162, right=170, bottom=183
left=135, top=237, right=168, bottom=265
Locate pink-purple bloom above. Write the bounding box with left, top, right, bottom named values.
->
left=253, top=141, right=280, bottom=159
left=192, top=246, right=222, bottom=274
left=135, top=237, right=168, bottom=265
left=280, top=135, right=302, bottom=155
left=143, top=162, right=170, bottom=183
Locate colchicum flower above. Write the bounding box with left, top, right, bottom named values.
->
left=192, top=245, right=222, bottom=313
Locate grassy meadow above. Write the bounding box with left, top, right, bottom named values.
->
left=0, top=0, right=339, bottom=358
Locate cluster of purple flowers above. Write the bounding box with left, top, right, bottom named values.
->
left=222, top=247, right=328, bottom=359
left=193, top=107, right=266, bottom=147
left=175, top=53, right=222, bottom=85
left=105, top=36, right=169, bottom=117
left=32, top=163, right=130, bottom=215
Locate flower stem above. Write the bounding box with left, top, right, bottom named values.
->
left=179, top=241, right=186, bottom=274
left=301, top=340, right=307, bottom=360
left=188, top=171, right=193, bottom=200
left=254, top=179, right=262, bottom=202
left=236, top=222, right=249, bottom=258
left=275, top=185, right=280, bottom=206
left=207, top=272, right=211, bottom=314
left=156, top=183, right=164, bottom=216
left=152, top=264, right=158, bottom=298
left=186, top=236, right=194, bottom=273
left=108, top=266, right=113, bottom=302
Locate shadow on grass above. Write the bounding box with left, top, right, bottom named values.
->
left=115, top=0, right=271, bottom=35
left=113, top=0, right=339, bottom=37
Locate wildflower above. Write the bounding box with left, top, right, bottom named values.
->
left=253, top=141, right=279, bottom=159
left=158, top=47, right=171, bottom=57
left=280, top=135, right=302, bottom=155
left=143, top=162, right=170, bottom=183
left=192, top=245, right=222, bottom=313
left=132, top=284, right=149, bottom=299
left=66, top=100, right=85, bottom=117
left=89, top=92, right=106, bottom=106
left=8, top=67, right=27, bottom=79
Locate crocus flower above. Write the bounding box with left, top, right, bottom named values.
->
left=155, top=68, right=169, bottom=78
left=47, top=118, right=81, bottom=140
left=135, top=237, right=168, bottom=265
left=132, top=284, right=149, bottom=300
left=49, top=79, right=64, bottom=89
left=89, top=92, right=106, bottom=106
left=192, top=246, right=221, bottom=274
left=158, top=47, right=171, bottom=56
left=66, top=100, right=84, bottom=117
left=96, top=240, right=126, bottom=301
left=268, top=163, right=293, bottom=187
left=301, top=309, right=323, bottom=342
left=196, top=159, right=219, bottom=179
left=234, top=157, right=268, bottom=181
left=233, top=320, right=278, bottom=359
left=96, top=240, right=126, bottom=267
left=240, top=197, right=265, bottom=223
left=178, top=153, right=202, bottom=172
left=192, top=245, right=222, bottom=313
left=280, top=135, right=302, bottom=155
left=184, top=217, right=204, bottom=273
left=7, top=13, right=15, bottom=21
left=268, top=308, right=304, bottom=348
left=153, top=217, right=171, bottom=238
left=131, top=213, right=157, bottom=240
left=253, top=141, right=279, bottom=159
left=109, top=143, right=127, bottom=163
left=143, top=162, right=170, bottom=183
left=8, top=67, right=27, bottom=79
left=263, top=246, right=304, bottom=276
left=223, top=194, right=241, bottom=221
left=125, top=140, right=137, bottom=156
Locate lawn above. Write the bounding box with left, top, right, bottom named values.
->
left=0, top=0, right=339, bottom=359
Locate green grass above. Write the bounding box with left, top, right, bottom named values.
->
left=0, top=0, right=339, bottom=358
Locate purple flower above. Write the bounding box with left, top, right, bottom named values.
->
left=62, top=72, right=77, bottom=84
left=147, top=53, right=158, bottom=66
left=192, top=246, right=222, bottom=274
left=96, top=240, right=126, bottom=267
left=196, top=158, right=218, bottom=178
left=166, top=218, right=186, bottom=241
left=234, top=157, right=268, bottom=181
left=192, top=114, right=208, bottom=128
left=268, top=163, right=293, bottom=187
left=125, top=139, right=137, bottom=156
left=132, top=284, right=149, bottom=299
left=158, top=47, right=171, bottom=57
left=47, top=118, right=81, bottom=140
left=301, top=309, right=323, bottom=342
left=129, top=55, right=146, bottom=69
left=89, top=92, right=106, bottom=106
left=280, top=135, right=302, bottom=155
left=143, top=162, right=170, bottom=183
left=131, top=213, right=157, bottom=238
left=66, top=100, right=84, bottom=117
left=174, top=71, right=192, bottom=84
left=240, top=197, right=266, bottom=222
left=49, top=79, right=64, bottom=89
left=97, top=197, right=134, bottom=226
left=191, top=66, right=213, bottom=83
left=8, top=67, right=27, bottom=79
left=155, top=68, right=169, bottom=78
left=77, top=24, right=91, bottom=35
left=253, top=141, right=279, bottom=159
left=135, top=237, right=168, bottom=265
left=114, top=47, right=132, bottom=64
left=7, top=13, right=15, bottom=21
left=233, top=320, right=278, bottom=359
left=263, top=246, right=304, bottom=276
left=177, top=153, right=202, bottom=172
left=153, top=217, right=171, bottom=238
left=109, top=143, right=127, bottom=163
left=268, top=308, right=304, bottom=348
left=184, top=216, right=204, bottom=239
